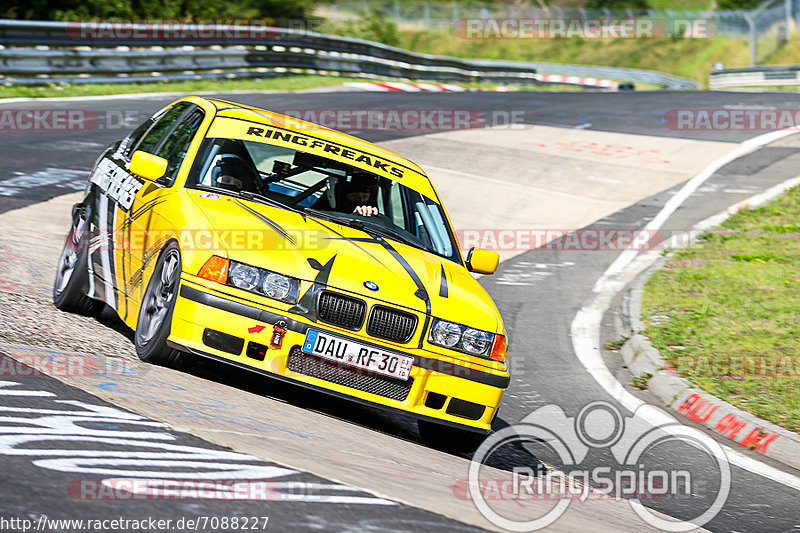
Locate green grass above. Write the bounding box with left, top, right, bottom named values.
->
left=0, top=71, right=619, bottom=99
left=7, top=20, right=800, bottom=98
left=0, top=75, right=352, bottom=99
left=642, top=185, right=800, bottom=432
left=391, top=29, right=752, bottom=85
left=647, top=0, right=712, bottom=9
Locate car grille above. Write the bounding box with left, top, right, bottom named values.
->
left=317, top=291, right=366, bottom=329
left=287, top=347, right=413, bottom=401
left=367, top=306, right=417, bottom=343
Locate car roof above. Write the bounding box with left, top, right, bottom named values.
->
left=188, top=96, right=438, bottom=200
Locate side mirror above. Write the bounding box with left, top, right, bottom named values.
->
left=466, top=247, right=499, bottom=275
left=130, top=150, right=168, bottom=182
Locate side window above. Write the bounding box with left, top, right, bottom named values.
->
left=122, top=118, right=155, bottom=157
left=155, top=110, right=205, bottom=183
left=134, top=102, right=192, bottom=155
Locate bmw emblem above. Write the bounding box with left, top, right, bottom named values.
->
left=363, top=281, right=379, bottom=291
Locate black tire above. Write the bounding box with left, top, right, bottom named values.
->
left=53, top=216, right=103, bottom=315
left=417, top=420, right=488, bottom=454
left=135, top=241, right=189, bottom=369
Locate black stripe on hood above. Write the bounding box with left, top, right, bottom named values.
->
left=289, top=255, right=336, bottom=320
left=234, top=199, right=297, bottom=245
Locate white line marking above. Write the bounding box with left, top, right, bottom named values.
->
left=0, top=381, right=56, bottom=397
left=570, top=127, right=800, bottom=491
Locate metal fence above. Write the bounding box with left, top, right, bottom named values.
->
left=323, top=0, right=795, bottom=65
left=709, top=65, right=800, bottom=88
left=0, top=19, right=699, bottom=89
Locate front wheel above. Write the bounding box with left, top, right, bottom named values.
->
left=135, top=241, right=189, bottom=369
left=53, top=215, right=103, bottom=315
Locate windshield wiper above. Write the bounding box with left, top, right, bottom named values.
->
left=237, top=190, right=303, bottom=214
left=303, top=208, right=426, bottom=250
left=358, top=221, right=423, bottom=249
left=303, top=207, right=365, bottom=229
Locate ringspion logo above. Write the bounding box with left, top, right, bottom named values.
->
left=466, top=402, right=730, bottom=531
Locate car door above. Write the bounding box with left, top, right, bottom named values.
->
left=83, top=106, right=174, bottom=312
left=85, top=102, right=202, bottom=320
left=117, top=103, right=206, bottom=321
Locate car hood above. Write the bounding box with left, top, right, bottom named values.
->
left=189, top=192, right=501, bottom=333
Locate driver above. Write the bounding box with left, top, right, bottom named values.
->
left=346, top=184, right=379, bottom=217
left=314, top=172, right=379, bottom=216
left=211, top=154, right=258, bottom=192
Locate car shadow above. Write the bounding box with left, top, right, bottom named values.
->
left=88, top=306, right=547, bottom=475
left=176, top=353, right=546, bottom=474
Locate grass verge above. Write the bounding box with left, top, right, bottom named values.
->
left=642, top=185, right=800, bottom=432
left=0, top=72, right=635, bottom=100
left=0, top=75, right=351, bottom=99
left=386, top=29, right=753, bottom=85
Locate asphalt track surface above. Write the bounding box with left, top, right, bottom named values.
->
left=1, top=90, right=800, bottom=532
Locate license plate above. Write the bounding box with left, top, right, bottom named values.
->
left=301, top=329, right=414, bottom=380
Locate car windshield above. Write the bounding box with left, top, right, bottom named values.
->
left=187, top=137, right=459, bottom=262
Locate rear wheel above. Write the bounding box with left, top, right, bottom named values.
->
left=417, top=420, right=488, bottom=454
left=53, top=214, right=103, bottom=315
left=135, top=242, right=189, bottom=369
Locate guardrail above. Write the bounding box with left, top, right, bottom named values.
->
left=0, top=19, right=700, bottom=90
left=483, top=61, right=700, bottom=90
left=709, top=65, right=800, bottom=88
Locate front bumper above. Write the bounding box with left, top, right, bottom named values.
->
left=169, top=277, right=509, bottom=433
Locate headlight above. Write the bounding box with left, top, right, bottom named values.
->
left=262, top=272, right=291, bottom=300
left=461, top=328, right=494, bottom=354
left=428, top=318, right=497, bottom=358
left=227, top=260, right=300, bottom=303
left=430, top=320, right=462, bottom=347
left=229, top=263, right=260, bottom=291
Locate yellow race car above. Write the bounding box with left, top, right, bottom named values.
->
left=53, top=96, right=508, bottom=447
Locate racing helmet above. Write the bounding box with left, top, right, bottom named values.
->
left=211, top=153, right=260, bottom=192
left=325, top=171, right=379, bottom=212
